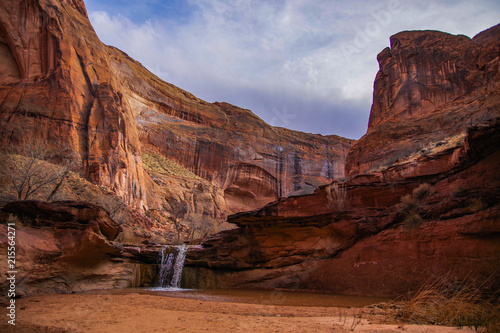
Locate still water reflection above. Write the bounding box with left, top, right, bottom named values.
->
left=140, top=288, right=388, bottom=308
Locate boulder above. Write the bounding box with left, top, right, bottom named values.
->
left=0, top=200, right=155, bottom=297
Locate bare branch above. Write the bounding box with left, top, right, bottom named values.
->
left=0, top=137, right=74, bottom=200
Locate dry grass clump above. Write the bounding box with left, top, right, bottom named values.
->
left=400, top=194, right=416, bottom=211
left=402, top=212, right=423, bottom=229
left=412, top=183, right=433, bottom=200
left=326, top=182, right=348, bottom=212
left=399, top=183, right=434, bottom=212
left=398, top=183, right=434, bottom=229
left=396, top=276, right=499, bottom=332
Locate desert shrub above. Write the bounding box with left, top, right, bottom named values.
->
left=398, top=183, right=434, bottom=228
left=402, top=212, right=423, bottom=229
left=399, top=194, right=416, bottom=212
left=326, top=182, right=348, bottom=212
left=0, top=138, right=74, bottom=201
left=399, top=183, right=433, bottom=211
left=396, top=276, right=499, bottom=332
left=412, top=183, right=433, bottom=200
left=468, top=198, right=485, bottom=213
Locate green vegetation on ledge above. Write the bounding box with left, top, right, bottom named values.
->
left=142, top=152, right=201, bottom=180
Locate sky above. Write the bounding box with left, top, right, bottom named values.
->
left=84, top=0, right=500, bottom=139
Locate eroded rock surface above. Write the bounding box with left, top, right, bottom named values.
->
left=186, top=26, right=500, bottom=297
left=0, top=200, right=156, bottom=297
left=0, top=0, right=352, bottom=241
left=346, top=24, right=500, bottom=177
left=186, top=124, right=500, bottom=297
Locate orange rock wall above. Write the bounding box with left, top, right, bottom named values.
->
left=0, top=0, right=149, bottom=209
left=186, top=25, right=500, bottom=297
left=347, top=25, right=500, bottom=177
left=187, top=125, right=500, bottom=297
left=0, top=0, right=352, bottom=218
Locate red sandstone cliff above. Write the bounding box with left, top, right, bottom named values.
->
left=186, top=25, right=500, bottom=297
left=186, top=124, right=500, bottom=296
left=0, top=0, right=148, bottom=208
left=346, top=25, right=500, bottom=177
left=0, top=0, right=352, bottom=242
left=2, top=0, right=499, bottom=299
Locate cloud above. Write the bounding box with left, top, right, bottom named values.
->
left=86, top=0, right=500, bottom=139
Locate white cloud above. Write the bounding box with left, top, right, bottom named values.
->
left=87, top=0, right=500, bottom=138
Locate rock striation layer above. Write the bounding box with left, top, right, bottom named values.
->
left=347, top=25, right=500, bottom=177
left=0, top=0, right=148, bottom=209
left=0, top=200, right=157, bottom=296
left=186, top=25, right=500, bottom=297
left=0, top=0, right=352, bottom=240
left=186, top=119, right=500, bottom=298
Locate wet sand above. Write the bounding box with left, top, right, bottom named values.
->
left=1, top=289, right=474, bottom=332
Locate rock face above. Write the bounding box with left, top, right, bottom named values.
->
left=2, top=200, right=123, bottom=240
left=0, top=200, right=156, bottom=297
left=347, top=25, right=500, bottom=177
left=0, top=0, right=352, bottom=239
left=0, top=0, right=148, bottom=209
left=186, top=124, right=500, bottom=297
left=2, top=0, right=498, bottom=299
left=122, top=71, right=353, bottom=213
left=185, top=26, right=500, bottom=297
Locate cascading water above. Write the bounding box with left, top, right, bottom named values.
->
left=157, top=245, right=189, bottom=288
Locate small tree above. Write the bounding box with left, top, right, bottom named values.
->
left=0, top=137, right=72, bottom=201
left=94, top=192, right=128, bottom=222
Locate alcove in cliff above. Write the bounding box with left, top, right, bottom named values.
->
left=0, top=24, right=22, bottom=82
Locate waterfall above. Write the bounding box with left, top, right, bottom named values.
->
left=157, top=245, right=189, bottom=288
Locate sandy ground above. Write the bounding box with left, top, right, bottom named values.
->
left=1, top=292, right=475, bottom=333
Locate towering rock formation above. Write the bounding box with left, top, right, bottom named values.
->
left=186, top=25, right=500, bottom=297
left=346, top=25, right=500, bottom=177
left=0, top=0, right=148, bottom=209
left=0, top=0, right=352, bottom=239
left=3, top=0, right=498, bottom=298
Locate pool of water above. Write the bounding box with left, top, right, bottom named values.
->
left=107, top=288, right=389, bottom=308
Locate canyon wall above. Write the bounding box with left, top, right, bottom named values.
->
left=186, top=25, right=500, bottom=297
left=111, top=53, right=352, bottom=213
left=346, top=24, right=500, bottom=177
left=0, top=200, right=157, bottom=297
left=0, top=0, right=352, bottom=242
left=0, top=0, right=148, bottom=209
left=2, top=0, right=498, bottom=298
left=186, top=124, right=500, bottom=296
